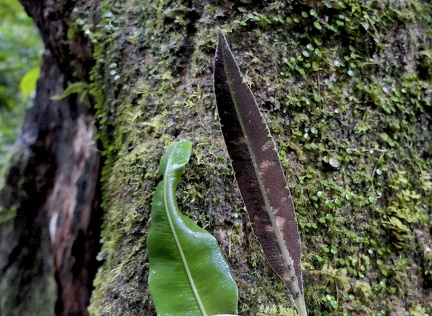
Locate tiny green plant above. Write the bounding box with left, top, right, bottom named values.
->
left=147, top=140, right=238, bottom=316
left=50, top=81, right=90, bottom=106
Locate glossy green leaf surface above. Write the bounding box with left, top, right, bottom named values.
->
left=147, top=140, right=238, bottom=316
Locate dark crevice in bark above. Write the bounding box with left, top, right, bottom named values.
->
left=165, top=3, right=201, bottom=79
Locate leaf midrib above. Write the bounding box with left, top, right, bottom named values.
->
left=163, top=144, right=207, bottom=316
left=220, top=40, right=300, bottom=293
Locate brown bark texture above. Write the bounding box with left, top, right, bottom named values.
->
left=0, top=0, right=101, bottom=315
left=1, top=0, right=432, bottom=315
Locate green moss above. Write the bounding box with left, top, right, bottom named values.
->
left=73, top=0, right=432, bottom=314
left=257, top=304, right=298, bottom=316
left=223, top=0, right=432, bottom=314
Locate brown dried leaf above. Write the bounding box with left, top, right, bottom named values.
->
left=214, top=29, right=307, bottom=315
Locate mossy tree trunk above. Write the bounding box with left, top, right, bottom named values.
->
left=1, top=0, right=431, bottom=315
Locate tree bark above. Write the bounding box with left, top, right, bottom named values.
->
left=1, top=0, right=432, bottom=315
left=1, top=1, right=101, bottom=315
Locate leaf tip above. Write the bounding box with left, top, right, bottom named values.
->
left=216, top=28, right=230, bottom=58
left=217, top=27, right=225, bottom=41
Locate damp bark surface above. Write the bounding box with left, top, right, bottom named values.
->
left=0, top=0, right=101, bottom=315
left=0, top=1, right=431, bottom=315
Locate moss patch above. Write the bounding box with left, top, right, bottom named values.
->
left=75, top=0, right=432, bottom=314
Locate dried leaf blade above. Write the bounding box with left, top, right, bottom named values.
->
left=214, top=29, right=306, bottom=315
